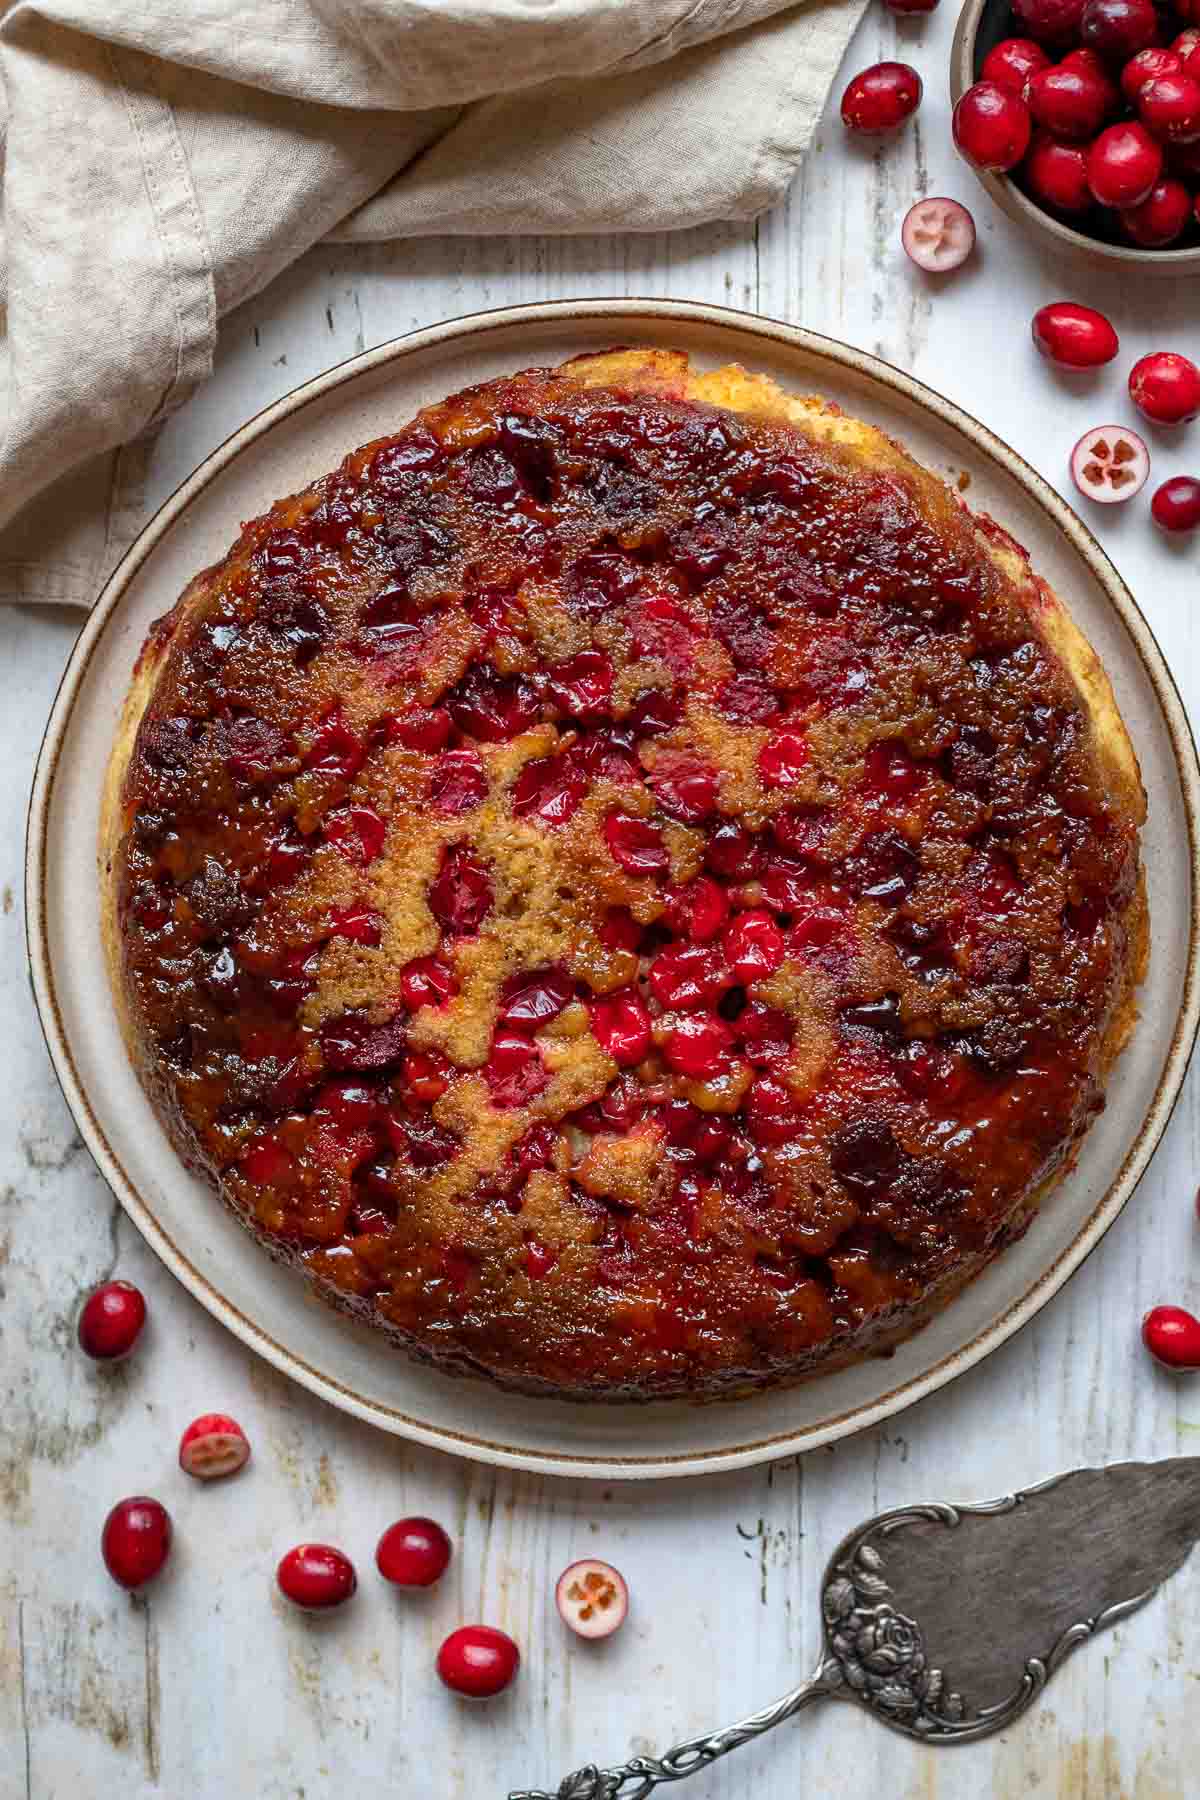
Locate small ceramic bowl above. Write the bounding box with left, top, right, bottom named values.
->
left=951, top=0, right=1200, bottom=276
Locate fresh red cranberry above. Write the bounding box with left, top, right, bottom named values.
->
left=546, top=650, right=613, bottom=719
left=1142, top=1304, right=1200, bottom=1368
left=723, top=911, right=786, bottom=982
left=953, top=81, right=1033, bottom=170
left=758, top=728, right=810, bottom=788
left=277, top=1544, right=357, bottom=1610
left=1086, top=121, right=1163, bottom=206
left=1010, top=0, right=1085, bottom=45
left=1139, top=74, right=1200, bottom=142
left=385, top=706, right=452, bottom=752
left=604, top=812, right=669, bottom=875
left=428, top=844, right=492, bottom=935
left=1079, top=0, right=1158, bottom=60
left=555, top=1559, right=629, bottom=1638
left=78, top=1280, right=146, bottom=1360
left=900, top=197, right=976, bottom=272
left=513, top=753, right=586, bottom=826
left=484, top=1033, right=547, bottom=1107
left=179, top=1414, right=250, bottom=1480
left=1151, top=475, right=1200, bottom=531
left=1070, top=425, right=1151, bottom=501
left=1031, top=301, right=1119, bottom=367
left=982, top=36, right=1051, bottom=90
left=589, top=990, right=652, bottom=1065
left=1130, top=351, right=1200, bottom=424
left=649, top=941, right=727, bottom=1009
left=663, top=1013, right=736, bottom=1078
left=400, top=954, right=458, bottom=1011
left=1024, top=130, right=1092, bottom=209
left=662, top=876, right=729, bottom=942
left=1123, top=47, right=1185, bottom=103
left=498, top=966, right=574, bottom=1029
left=376, top=1517, right=452, bottom=1587
left=1024, top=63, right=1116, bottom=138
left=1121, top=177, right=1193, bottom=243
left=841, top=62, right=923, bottom=133
left=102, top=1497, right=172, bottom=1589
left=324, top=804, right=386, bottom=866
left=430, top=748, right=486, bottom=815
left=437, top=1625, right=520, bottom=1698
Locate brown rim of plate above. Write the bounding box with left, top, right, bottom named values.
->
left=950, top=0, right=1200, bottom=277
left=25, top=298, right=1200, bottom=1478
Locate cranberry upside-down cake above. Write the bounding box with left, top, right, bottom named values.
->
left=102, top=349, right=1147, bottom=1399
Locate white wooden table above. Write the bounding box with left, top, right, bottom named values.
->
left=4, top=7, right=1200, bottom=1795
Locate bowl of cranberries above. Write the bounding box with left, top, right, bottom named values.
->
left=951, top=0, right=1200, bottom=267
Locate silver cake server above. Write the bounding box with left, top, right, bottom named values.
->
left=511, top=1458, right=1200, bottom=1800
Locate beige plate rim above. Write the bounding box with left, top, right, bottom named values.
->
left=25, top=297, right=1200, bottom=1478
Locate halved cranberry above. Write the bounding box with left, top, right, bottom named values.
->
left=649, top=942, right=728, bottom=1010
left=484, top=1033, right=548, bottom=1107
left=400, top=954, right=458, bottom=1011
left=430, top=748, right=487, bottom=815
left=447, top=666, right=539, bottom=743
left=324, top=805, right=387, bottom=866
left=304, top=708, right=365, bottom=781
left=758, top=728, right=810, bottom=788
left=179, top=1414, right=250, bottom=1481
left=589, top=989, right=652, bottom=1065
left=604, top=812, right=669, bottom=875
left=981, top=37, right=1051, bottom=92
left=512, top=754, right=586, bottom=826
left=546, top=650, right=613, bottom=719
left=663, top=1012, right=735, bottom=1078
left=900, top=197, right=976, bottom=273
left=428, top=845, right=492, bottom=936
left=723, top=911, right=785, bottom=982
left=328, top=906, right=383, bottom=946
left=705, top=820, right=764, bottom=880
left=647, top=755, right=718, bottom=822
left=661, top=876, right=729, bottom=942
left=385, top=707, right=453, bottom=753
left=841, top=61, right=923, bottom=133
left=1070, top=425, right=1150, bottom=502
left=498, top=966, right=573, bottom=1029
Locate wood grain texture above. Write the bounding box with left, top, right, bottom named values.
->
left=3, top=6, right=1199, bottom=1795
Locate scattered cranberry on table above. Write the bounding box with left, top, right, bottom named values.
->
left=1129, top=351, right=1200, bottom=424
left=1151, top=474, right=1200, bottom=531
left=102, top=1496, right=172, bottom=1590
left=1031, top=300, right=1119, bottom=367
left=437, top=1625, right=521, bottom=1698
left=1070, top=425, right=1150, bottom=501
left=841, top=62, right=923, bottom=134
left=953, top=81, right=1033, bottom=170
left=179, top=1413, right=251, bottom=1480
left=376, top=1516, right=452, bottom=1588
left=77, top=1279, right=146, bottom=1361
left=555, top=1560, right=630, bottom=1640
left=276, top=1543, right=357, bottom=1611
left=901, top=197, right=976, bottom=270
left=1142, top=1305, right=1200, bottom=1368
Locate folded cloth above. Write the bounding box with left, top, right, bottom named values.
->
left=0, top=0, right=866, bottom=610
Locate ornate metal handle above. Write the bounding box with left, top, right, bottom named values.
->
left=508, top=1661, right=838, bottom=1800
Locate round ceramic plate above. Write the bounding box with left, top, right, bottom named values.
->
left=27, top=300, right=1200, bottom=1479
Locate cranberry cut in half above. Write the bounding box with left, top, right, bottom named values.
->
left=1121, top=178, right=1193, bottom=245
left=1079, top=0, right=1158, bottom=61
left=102, top=1497, right=172, bottom=1590
left=555, top=1559, right=629, bottom=1640
left=1010, top=0, right=1085, bottom=47
left=1086, top=122, right=1163, bottom=207
left=1142, top=1305, right=1200, bottom=1369
left=1023, top=132, right=1091, bottom=210
left=1024, top=64, right=1115, bottom=140
left=1139, top=74, right=1200, bottom=144
left=901, top=197, right=976, bottom=272
left=1129, top=352, right=1200, bottom=425
left=78, top=1280, right=146, bottom=1361
left=277, top=1543, right=358, bottom=1611
left=1151, top=475, right=1200, bottom=532
left=981, top=37, right=1051, bottom=93
left=1070, top=425, right=1150, bottom=502
left=1031, top=302, right=1119, bottom=368
left=841, top=62, right=923, bottom=133
left=179, top=1413, right=251, bottom=1480
left=437, top=1625, right=520, bottom=1697
left=953, top=81, right=1033, bottom=171
left=376, top=1516, right=452, bottom=1587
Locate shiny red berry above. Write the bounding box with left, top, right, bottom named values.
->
left=1079, top=0, right=1158, bottom=60
left=841, top=62, right=923, bottom=133
left=1122, top=48, right=1185, bottom=103
left=1031, top=302, right=1119, bottom=368
left=1139, top=74, right=1200, bottom=143
left=953, top=81, right=1033, bottom=170
left=376, top=1517, right=452, bottom=1587
left=1086, top=121, right=1163, bottom=207
left=1024, top=64, right=1116, bottom=139
left=1024, top=131, right=1092, bottom=210
left=1151, top=476, right=1200, bottom=532
left=276, top=1543, right=357, bottom=1610
left=102, top=1497, right=172, bottom=1589
left=1142, top=1305, right=1200, bottom=1368
left=982, top=37, right=1052, bottom=92
left=1010, top=0, right=1086, bottom=46
left=437, top=1625, right=520, bottom=1698
left=1120, top=178, right=1193, bottom=245
left=78, top=1280, right=146, bottom=1361
left=1129, top=352, right=1200, bottom=425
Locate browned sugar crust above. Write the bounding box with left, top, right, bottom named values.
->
left=102, top=349, right=1147, bottom=1400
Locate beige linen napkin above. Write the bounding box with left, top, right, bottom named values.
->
left=0, top=0, right=866, bottom=610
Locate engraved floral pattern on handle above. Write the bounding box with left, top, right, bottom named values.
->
left=821, top=1537, right=966, bottom=1729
